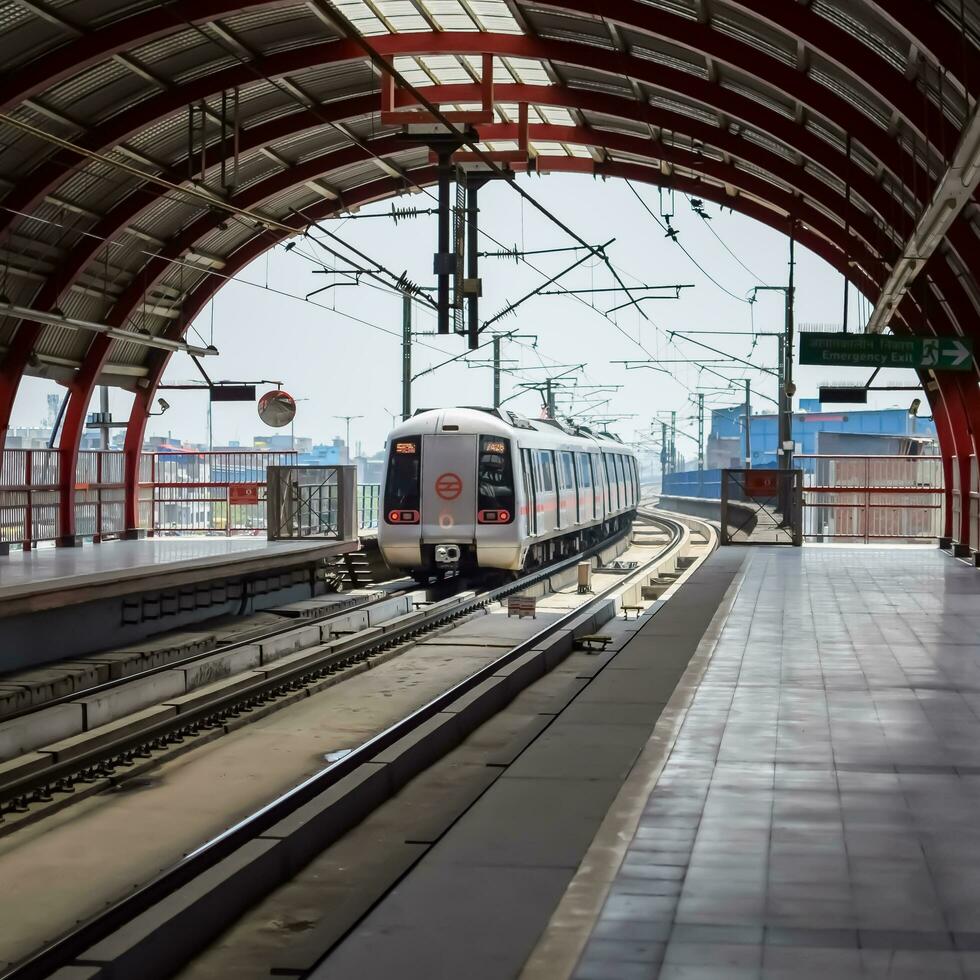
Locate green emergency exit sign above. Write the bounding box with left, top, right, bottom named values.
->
left=799, top=332, right=973, bottom=371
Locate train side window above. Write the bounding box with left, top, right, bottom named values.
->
left=536, top=450, right=555, bottom=493
left=602, top=454, right=612, bottom=511
left=615, top=454, right=626, bottom=508
left=558, top=451, right=575, bottom=491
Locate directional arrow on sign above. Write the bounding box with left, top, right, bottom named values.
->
left=942, top=340, right=971, bottom=367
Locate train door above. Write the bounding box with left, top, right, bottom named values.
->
left=521, top=447, right=536, bottom=535
left=421, top=434, right=477, bottom=541
left=590, top=454, right=604, bottom=520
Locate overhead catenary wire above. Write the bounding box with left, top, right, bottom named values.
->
left=690, top=199, right=771, bottom=287
left=157, top=0, right=657, bottom=331
left=0, top=22, right=697, bottom=411
left=0, top=5, right=670, bottom=378
left=625, top=180, right=751, bottom=305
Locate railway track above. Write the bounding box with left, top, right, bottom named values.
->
left=0, top=522, right=636, bottom=823
left=1, top=508, right=705, bottom=980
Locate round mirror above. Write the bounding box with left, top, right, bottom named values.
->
left=257, top=389, right=297, bottom=427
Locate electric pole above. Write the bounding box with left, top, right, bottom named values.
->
left=697, top=393, right=704, bottom=471
left=334, top=415, right=364, bottom=465
left=402, top=293, right=412, bottom=421
left=785, top=226, right=796, bottom=471
left=492, top=335, right=502, bottom=408
left=670, top=410, right=677, bottom=473
left=661, top=421, right=668, bottom=486
left=744, top=379, right=752, bottom=468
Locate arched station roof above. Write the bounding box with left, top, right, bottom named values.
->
left=0, top=0, right=977, bottom=540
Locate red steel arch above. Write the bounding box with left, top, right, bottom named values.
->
left=0, top=3, right=975, bottom=545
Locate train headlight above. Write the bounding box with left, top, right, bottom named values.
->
left=386, top=509, right=419, bottom=524
left=478, top=509, right=511, bottom=524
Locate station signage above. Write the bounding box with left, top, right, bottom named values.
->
left=229, top=484, right=259, bottom=506
left=799, top=333, right=972, bottom=371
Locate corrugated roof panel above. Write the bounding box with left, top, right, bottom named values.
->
left=628, top=37, right=711, bottom=79
left=804, top=114, right=846, bottom=154
left=710, top=4, right=797, bottom=67
left=272, top=126, right=353, bottom=164
left=0, top=104, right=76, bottom=180
left=733, top=157, right=795, bottom=196
left=0, top=3, right=64, bottom=70
left=646, top=92, right=719, bottom=127
left=807, top=53, right=892, bottom=130
left=581, top=110, right=653, bottom=138
left=811, top=0, right=911, bottom=72
left=802, top=158, right=846, bottom=198
left=43, top=60, right=150, bottom=124
left=717, top=67, right=797, bottom=119
left=740, top=128, right=798, bottom=164
left=634, top=0, right=699, bottom=20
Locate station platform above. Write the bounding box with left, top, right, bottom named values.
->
left=317, top=545, right=980, bottom=980
left=0, top=535, right=359, bottom=670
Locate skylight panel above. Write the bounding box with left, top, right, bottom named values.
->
left=332, top=0, right=389, bottom=35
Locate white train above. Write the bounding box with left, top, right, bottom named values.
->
left=378, top=407, right=639, bottom=577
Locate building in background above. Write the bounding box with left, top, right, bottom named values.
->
left=707, top=400, right=937, bottom=470
left=667, top=399, right=938, bottom=500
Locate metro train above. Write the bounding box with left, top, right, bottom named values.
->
left=377, top=407, right=640, bottom=578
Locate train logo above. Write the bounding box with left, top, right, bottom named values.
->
left=435, top=472, right=463, bottom=501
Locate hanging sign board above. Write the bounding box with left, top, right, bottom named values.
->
left=799, top=333, right=972, bottom=371
left=819, top=386, right=868, bottom=404
left=211, top=385, right=256, bottom=403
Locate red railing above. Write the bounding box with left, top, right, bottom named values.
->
left=138, top=450, right=298, bottom=536
left=1, top=450, right=299, bottom=548
left=1, top=449, right=128, bottom=548
left=799, top=454, right=944, bottom=543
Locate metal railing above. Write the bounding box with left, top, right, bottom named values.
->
left=1, top=449, right=126, bottom=549
left=359, top=482, right=380, bottom=530
left=140, top=450, right=299, bottom=536
left=0, top=449, right=382, bottom=549
left=799, top=454, right=943, bottom=543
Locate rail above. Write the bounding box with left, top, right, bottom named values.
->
left=0, top=449, right=382, bottom=549
left=798, top=454, right=943, bottom=543
left=0, top=512, right=698, bottom=980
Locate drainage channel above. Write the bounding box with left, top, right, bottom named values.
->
left=1, top=516, right=685, bottom=980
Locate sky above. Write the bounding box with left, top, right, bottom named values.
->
left=10, top=173, right=921, bottom=461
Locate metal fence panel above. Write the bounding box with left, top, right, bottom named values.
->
left=267, top=465, right=357, bottom=541
left=720, top=469, right=803, bottom=545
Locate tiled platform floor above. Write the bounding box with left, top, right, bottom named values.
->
left=575, top=546, right=980, bottom=980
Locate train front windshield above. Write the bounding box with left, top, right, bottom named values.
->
left=478, top=436, right=515, bottom=523
left=384, top=436, right=421, bottom=521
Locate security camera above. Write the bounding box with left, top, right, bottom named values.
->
left=157, top=398, right=170, bottom=412
left=909, top=398, right=921, bottom=417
